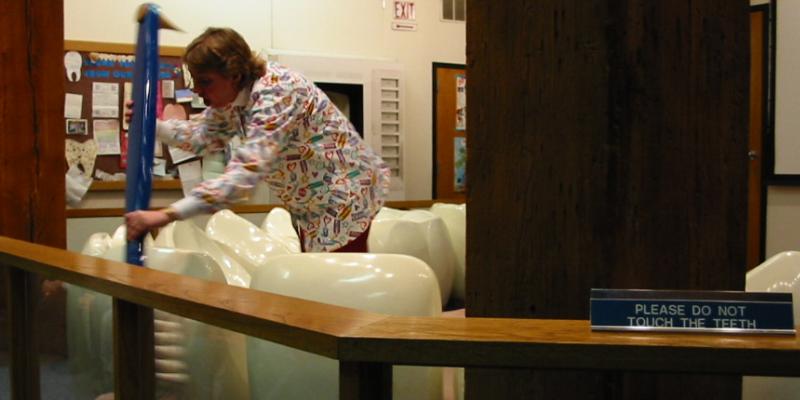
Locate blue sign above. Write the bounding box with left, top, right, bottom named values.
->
left=590, top=289, right=795, bottom=334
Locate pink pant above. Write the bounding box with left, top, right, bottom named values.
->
left=299, top=225, right=371, bottom=253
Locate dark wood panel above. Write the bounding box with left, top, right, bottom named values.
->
left=339, top=361, right=392, bottom=400
left=21, top=0, right=66, bottom=247
left=465, top=0, right=749, bottom=398
left=4, top=267, right=41, bottom=399
left=113, top=299, right=154, bottom=400
left=1, top=3, right=35, bottom=241
left=0, top=0, right=66, bottom=361
left=748, top=6, right=768, bottom=270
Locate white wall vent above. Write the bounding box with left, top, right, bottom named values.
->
left=373, top=69, right=404, bottom=194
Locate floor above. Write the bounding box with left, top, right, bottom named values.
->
left=0, top=352, right=78, bottom=400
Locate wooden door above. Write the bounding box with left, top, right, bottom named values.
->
left=747, top=5, right=768, bottom=270
left=433, top=63, right=467, bottom=200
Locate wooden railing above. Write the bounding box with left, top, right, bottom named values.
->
left=3, top=236, right=800, bottom=399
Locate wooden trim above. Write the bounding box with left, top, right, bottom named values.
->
left=89, top=180, right=183, bottom=192
left=113, top=299, right=155, bottom=400
left=64, top=40, right=184, bottom=56
left=2, top=236, right=800, bottom=376
left=4, top=266, right=41, bottom=400
left=431, top=63, right=467, bottom=200
left=65, top=199, right=464, bottom=218
left=339, top=361, right=392, bottom=400
left=66, top=208, right=127, bottom=218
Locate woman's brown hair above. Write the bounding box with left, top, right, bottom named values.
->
left=184, top=27, right=266, bottom=89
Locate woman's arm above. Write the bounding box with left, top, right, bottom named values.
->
left=167, top=73, right=311, bottom=219
left=124, top=99, right=236, bottom=157
left=156, top=105, right=239, bottom=156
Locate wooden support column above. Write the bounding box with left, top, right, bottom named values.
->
left=339, top=361, right=392, bottom=400
left=466, top=0, right=749, bottom=399
left=4, top=267, right=41, bottom=400
left=0, top=0, right=65, bottom=393
left=0, top=0, right=66, bottom=243
left=113, top=299, right=155, bottom=400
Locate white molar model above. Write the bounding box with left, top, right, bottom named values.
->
left=368, top=207, right=456, bottom=305
left=429, top=203, right=466, bottom=304
left=260, top=207, right=302, bottom=253
left=67, top=226, right=249, bottom=400
left=205, top=209, right=296, bottom=275
left=156, top=218, right=252, bottom=288
left=247, top=253, right=443, bottom=400
left=743, top=251, right=800, bottom=400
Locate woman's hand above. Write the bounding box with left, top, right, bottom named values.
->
left=125, top=209, right=175, bottom=240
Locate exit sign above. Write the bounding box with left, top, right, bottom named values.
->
left=394, top=1, right=416, bottom=21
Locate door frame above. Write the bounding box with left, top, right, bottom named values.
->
left=432, top=62, right=467, bottom=199
left=749, top=3, right=770, bottom=268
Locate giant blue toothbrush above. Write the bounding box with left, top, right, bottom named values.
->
left=126, top=3, right=180, bottom=266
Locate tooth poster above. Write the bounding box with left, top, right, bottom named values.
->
left=454, top=136, right=467, bottom=192
left=64, top=51, right=82, bottom=82
left=455, top=74, right=466, bottom=131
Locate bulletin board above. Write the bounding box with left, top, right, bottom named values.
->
left=63, top=40, right=196, bottom=178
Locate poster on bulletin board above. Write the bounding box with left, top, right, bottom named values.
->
left=454, top=137, right=467, bottom=192
left=455, top=74, right=466, bottom=131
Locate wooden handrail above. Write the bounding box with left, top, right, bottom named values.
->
left=3, top=236, right=800, bottom=398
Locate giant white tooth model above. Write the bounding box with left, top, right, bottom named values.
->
left=368, top=207, right=457, bottom=305
left=260, top=206, right=302, bottom=253
left=742, top=251, right=800, bottom=400
left=155, top=219, right=251, bottom=288
left=247, top=253, right=444, bottom=400
left=430, top=203, right=466, bottom=304
left=205, top=209, right=296, bottom=275
left=67, top=227, right=249, bottom=400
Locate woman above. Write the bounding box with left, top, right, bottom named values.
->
left=126, top=27, right=389, bottom=252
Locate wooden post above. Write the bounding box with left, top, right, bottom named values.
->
left=4, top=266, right=41, bottom=400
left=466, top=0, right=749, bottom=398
left=339, top=361, right=392, bottom=400
left=0, top=0, right=66, bottom=378
left=113, top=299, right=155, bottom=400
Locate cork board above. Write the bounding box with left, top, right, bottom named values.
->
left=63, top=41, right=194, bottom=177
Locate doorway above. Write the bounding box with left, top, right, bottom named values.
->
left=432, top=63, right=467, bottom=201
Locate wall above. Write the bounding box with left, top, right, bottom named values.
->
left=752, top=0, right=800, bottom=259
left=66, top=0, right=800, bottom=266
left=766, top=187, right=800, bottom=256
left=64, top=0, right=466, bottom=201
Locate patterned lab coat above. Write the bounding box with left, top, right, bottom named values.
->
left=159, top=62, right=390, bottom=252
